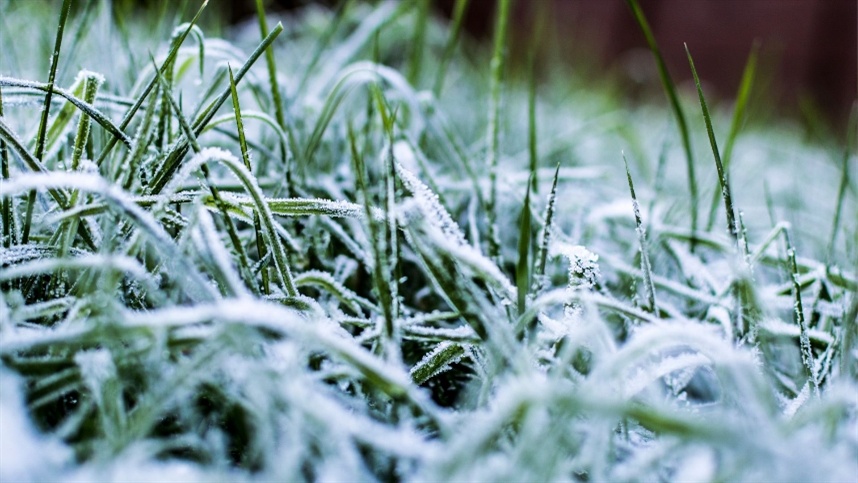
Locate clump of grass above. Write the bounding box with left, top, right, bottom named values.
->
left=0, top=1, right=856, bottom=481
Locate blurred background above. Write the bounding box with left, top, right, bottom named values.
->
left=225, top=0, right=856, bottom=137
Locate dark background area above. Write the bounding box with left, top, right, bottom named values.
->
left=227, top=0, right=856, bottom=134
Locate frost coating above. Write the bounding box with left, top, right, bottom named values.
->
left=554, top=242, right=601, bottom=290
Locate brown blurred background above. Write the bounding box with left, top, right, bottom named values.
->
left=233, top=0, right=857, bottom=132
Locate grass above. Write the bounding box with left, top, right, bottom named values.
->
left=0, top=0, right=856, bottom=481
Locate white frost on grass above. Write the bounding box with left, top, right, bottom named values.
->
left=553, top=242, right=601, bottom=290
left=0, top=369, right=72, bottom=483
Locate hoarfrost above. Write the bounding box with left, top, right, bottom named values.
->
left=74, top=348, right=116, bottom=393
left=554, top=242, right=601, bottom=290
left=0, top=369, right=72, bottom=483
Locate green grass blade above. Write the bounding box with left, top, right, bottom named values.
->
left=229, top=64, right=270, bottom=295
left=686, top=44, right=738, bottom=244
left=527, top=43, right=539, bottom=194
left=533, top=162, right=560, bottom=293
left=784, top=228, right=819, bottom=396
left=432, top=0, right=469, bottom=96
left=254, top=0, right=286, bottom=132
left=410, top=342, right=466, bottom=385
left=0, top=86, right=13, bottom=249
left=624, top=153, right=657, bottom=314
left=24, top=0, right=72, bottom=245
left=516, top=173, right=533, bottom=316
left=624, top=0, right=698, bottom=250
left=706, top=42, right=758, bottom=231
left=70, top=74, right=101, bottom=171
left=826, top=103, right=856, bottom=263
left=407, top=0, right=429, bottom=87
left=486, top=0, right=512, bottom=263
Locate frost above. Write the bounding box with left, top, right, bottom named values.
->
left=74, top=349, right=116, bottom=393
left=554, top=242, right=601, bottom=290
left=783, top=381, right=811, bottom=418
left=396, top=161, right=467, bottom=247
left=0, top=369, right=72, bottom=483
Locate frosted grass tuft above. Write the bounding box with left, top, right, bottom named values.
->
left=0, top=1, right=855, bottom=481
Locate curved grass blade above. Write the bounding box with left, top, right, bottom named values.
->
left=685, top=44, right=738, bottom=244
left=160, top=148, right=297, bottom=297
left=0, top=77, right=133, bottom=149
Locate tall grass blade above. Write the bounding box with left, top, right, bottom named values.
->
left=527, top=39, right=539, bottom=194
left=826, top=103, right=856, bottom=263
left=623, top=153, right=657, bottom=314
left=255, top=0, right=286, bottom=132
left=0, top=86, right=13, bottom=250
left=229, top=65, right=271, bottom=295
left=624, top=0, right=698, bottom=250
left=407, top=0, right=429, bottom=86
left=533, top=162, right=560, bottom=293
left=784, top=228, right=819, bottom=396
left=24, top=0, right=73, bottom=245
left=432, top=0, right=469, bottom=96
left=686, top=44, right=738, bottom=244
left=516, top=173, right=533, bottom=316
left=485, top=0, right=511, bottom=262
left=705, top=43, right=758, bottom=230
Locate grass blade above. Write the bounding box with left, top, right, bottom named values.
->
left=784, top=228, right=819, bottom=396
left=485, top=0, right=511, bottom=263
left=686, top=44, right=738, bottom=244
left=705, top=43, right=758, bottom=231
left=623, top=153, right=657, bottom=314
left=407, top=0, right=430, bottom=87
left=533, top=162, right=560, bottom=293
left=432, top=0, right=470, bottom=96
left=0, top=86, right=13, bottom=250
left=826, top=103, right=856, bottom=264
left=624, top=0, right=698, bottom=250
left=229, top=65, right=271, bottom=295
left=254, top=0, right=286, bottom=132
left=516, top=173, right=533, bottom=316
left=24, top=0, right=73, bottom=245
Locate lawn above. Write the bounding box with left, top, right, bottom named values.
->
left=0, top=0, right=856, bottom=481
